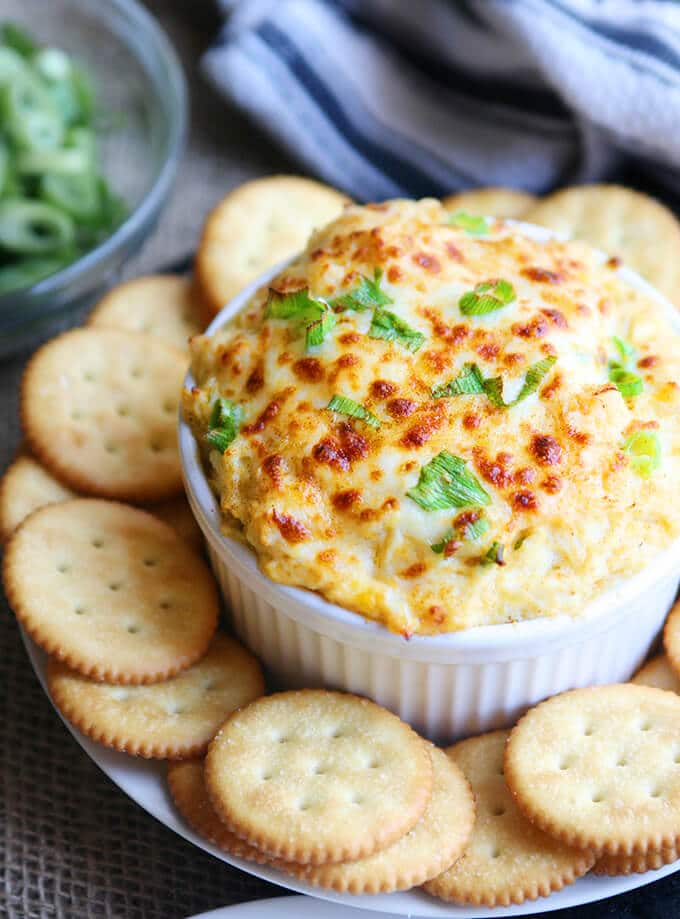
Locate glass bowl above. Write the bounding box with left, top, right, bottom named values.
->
left=0, top=0, right=187, bottom=358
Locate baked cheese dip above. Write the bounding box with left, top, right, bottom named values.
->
left=183, top=199, right=680, bottom=636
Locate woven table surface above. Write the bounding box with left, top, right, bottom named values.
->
left=1, top=3, right=679, bottom=917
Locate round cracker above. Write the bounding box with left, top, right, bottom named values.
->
left=632, top=653, right=680, bottom=694
left=525, top=185, right=680, bottom=303
left=48, top=633, right=263, bottom=758
left=205, top=689, right=433, bottom=865
left=21, top=328, right=186, bottom=503
left=593, top=846, right=679, bottom=877
left=424, top=731, right=594, bottom=907
left=195, top=176, right=350, bottom=316
left=168, top=759, right=272, bottom=863
left=3, top=499, right=218, bottom=684
left=286, top=746, right=474, bottom=894
left=87, top=275, right=202, bottom=352
left=505, top=684, right=680, bottom=856
left=442, top=187, right=536, bottom=220
left=0, top=454, right=75, bottom=544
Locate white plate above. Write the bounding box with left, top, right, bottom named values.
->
left=23, top=630, right=680, bottom=918
left=188, top=894, right=400, bottom=918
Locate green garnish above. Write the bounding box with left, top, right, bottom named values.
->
left=0, top=22, right=126, bottom=295
left=465, top=516, right=491, bottom=541
left=369, top=307, right=425, bottom=352
left=481, top=541, right=505, bottom=566
left=306, top=309, right=336, bottom=349
left=407, top=451, right=491, bottom=511
left=449, top=210, right=490, bottom=236
left=327, top=394, right=381, bottom=429
left=432, top=362, right=485, bottom=399
left=331, top=267, right=393, bottom=312
left=622, top=431, right=661, bottom=479
left=264, top=287, right=325, bottom=323
left=459, top=279, right=515, bottom=316
left=514, top=530, right=530, bottom=551
left=433, top=357, right=556, bottom=408
left=612, top=335, right=635, bottom=363
left=608, top=336, right=643, bottom=398
left=264, top=288, right=337, bottom=352
left=206, top=397, right=243, bottom=452
left=483, top=356, right=557, bottom=408
left=609, top=367, right=643, bottom=398
left=431, top=514, right=489, bottom=554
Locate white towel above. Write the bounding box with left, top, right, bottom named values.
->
left=203, top=0, right=680, bottom=204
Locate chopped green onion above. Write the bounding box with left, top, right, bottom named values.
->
left=608, top=336, right=643, bottom=398
left=327, top=394, right=381, bottom=429
left=369, top=307, right=425, bottom=352
left=430, top=529, right=458, bottom=554
left=612, top=335, right=635, bottom=363
left=481, top=541, right=505, bottom=566
left=432, top=362, right=485, bottom=398
left=465, top=516, right=490, bottom=541
left=0, top=255, right=69, bottom=295
left=433, top=357, right=556, bottom=408
left=331, top=267, right=393, bottom=312
left=483, top=356, right=557, bottom=408
left=407, top=451, right=491, bottom=511
left=41, top=172, right=100, bottom=221
left=206, top=397, right=243, bottom=453
left=459, top=279, right=515, bottom=316
left=0, top=24, right=126, bottom=295
left=306, top=309, right=336, bottom=349
left=264, top=287, right=326, bottom=323
left=514, top=530, right=530, bottom=551
left=1, top=22, right=36, bottom=58
left=449, top=211, right=490, bottom=236
left=16, top=148, right=90, bottom=176
left=622, top=431, right=661, bottom=479
left=609, top=367, right=643, bottom=398
left=431, top=512, right=490, bottom=554
left=0, top=198, right=74, bottom=254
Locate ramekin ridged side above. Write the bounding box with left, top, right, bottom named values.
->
left=179, top=242, right=680, bottom=741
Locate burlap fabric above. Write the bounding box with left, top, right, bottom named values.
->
left=2, top=3, right=680, bottom=917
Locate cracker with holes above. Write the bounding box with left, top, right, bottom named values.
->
left=0, top=454, right=75, bottom=543
left=87, top=274, right=202, bottom=352
left=168, top=759, right=272, bottom=863
left=205, top=689, right=433, bottom=865
left=632, top=653, right=680, bottom=694
left=424, top=731, right=594, bottom=907
left=525, top=185, right=680, bottom=304
left=3, top=499, right=218, bottom=684
left=21, top=328, right=186, bottom=503
left=442, top=187, right=536, bottom=220
left=593, top=846, right=680, bottom=877
left=195, top=176, right=350, bottom=317
left=285, top=745, right=474, bottom=894
left=505, top=684, right=680, bottom=856
left=48, top=633, right=263, bottom=758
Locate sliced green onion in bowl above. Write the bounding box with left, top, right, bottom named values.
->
left=0, top=198, right=75, bottom=254
left=0, top=22, right=127, bottom=296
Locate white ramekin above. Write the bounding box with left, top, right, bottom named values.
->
left=179, top=234, right=680, bottom=742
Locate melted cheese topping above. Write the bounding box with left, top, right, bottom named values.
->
left=183, top=199, right=680, bottom=635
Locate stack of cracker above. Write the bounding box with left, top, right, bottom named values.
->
left=169, top=689, right=476, bottom=895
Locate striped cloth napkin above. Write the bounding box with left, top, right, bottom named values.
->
left=203, top=0, right=680, bottom=203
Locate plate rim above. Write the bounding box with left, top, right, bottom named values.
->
left=21, top=628, right=680, bottom=918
